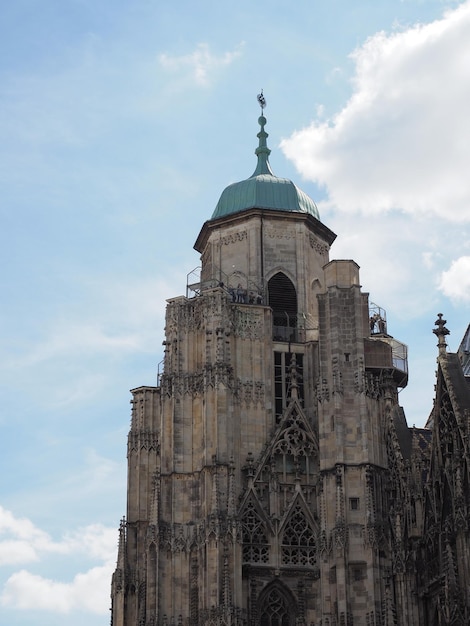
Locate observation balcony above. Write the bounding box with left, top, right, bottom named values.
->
left=364, top=303, right=408, bottom=388
left=272, top=314, right=305, bottom=344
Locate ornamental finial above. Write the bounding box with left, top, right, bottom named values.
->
left=433, top=313, right=450, bottom=357
left=251, top=92, right=274, bottom=178
left=288, top=353, right=299, bottom=401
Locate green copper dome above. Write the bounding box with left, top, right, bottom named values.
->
left=211, top=115, right=319, bottom=220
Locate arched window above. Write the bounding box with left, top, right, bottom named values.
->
left=259, top=583, right=295, bottom=626
left=281, top=502, right=316, bottom=566
left=241, top=498, right=269, bottom=564
left=268, top=273, right=297, bottom=341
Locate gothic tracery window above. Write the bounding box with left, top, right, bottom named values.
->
left=281, top=502, right=316, bottom=566
left=241, top=498, right=269, bottom=563
left=272, top=407, right=316, bottom=481
left=259, top=585, right=294, bottom=626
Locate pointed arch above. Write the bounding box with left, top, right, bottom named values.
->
left=244, top=400, right=320, bottom=520
left=240, top=493, right=270, bottom=564
left=258, top=580, right=297, bottom=626
left=273, top=402, right=318, bottom=458
left=280, top=497, right=317, bottom=567
left=268, top=272, right=298, bottom=341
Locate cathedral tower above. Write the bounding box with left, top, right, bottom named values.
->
left=111, top=106, right=412, bottom=626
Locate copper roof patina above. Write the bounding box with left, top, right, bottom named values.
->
left=211, top=114, right=320, bottom=220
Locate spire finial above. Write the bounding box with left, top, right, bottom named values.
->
left=433, top=313, right=450, bottom=357
left=288, top=353, right=299, bottom=401
left=251, top=91, right=274, bottom=178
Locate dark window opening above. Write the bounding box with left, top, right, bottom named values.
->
left=350, top=497, right=360, bottom=511
left=259, top=585, right=295, bottom=626
left=350, top=563, right=367, bottom=582
left=268, top=273, right=298, bottom=342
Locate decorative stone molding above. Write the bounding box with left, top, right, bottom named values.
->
left=159, top=519, right=241, bottom=553
left=332, top=368, right=343, bottom=396
left=365, top=372, right=381, bottom=398
left=215, top=230, right=248, bottom=247
left=198, top=604, right=245, bottom=626
left=354, top=358, right=365, bottom=394
left=232, top=308, right=264, bottom=339
left=308, top=234, right=329, bottom=256
left=315, top=378, right=330, bottom=403
left=265, top=227, right=296, bottom=240
left=146, top=524, right=158, bottom=546
left=236, top=379, right=265, bottom=407
left=318, top=529, right=331, bottom=558
left=333, top=521, right=348, bottom=552
left=166, top=293, right=231, bottom=336
left=128, top=429, right=160, bottom=453
left=161, top=363, right=235, bottom=397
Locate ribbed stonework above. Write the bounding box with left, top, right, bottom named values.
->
left=111, top=114, right=470, bottom=626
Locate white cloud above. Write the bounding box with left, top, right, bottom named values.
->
left=0, top=505, right=116, bottom=565
left=0, top=507, right=66, bottom=565
left=159, top=42, right=243, bottom=86
left=325, top=209, right=447, bottom=318
left=281, top=1, right=470, bottom=221
left=438, top=255, right=470, bottom=302
left=1, top=562, right=113, bottom=614
left=0, top=506, right=116, bottom=614
left=0, top=541, right=39, bottom=566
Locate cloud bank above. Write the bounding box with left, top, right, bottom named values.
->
left=281, top=2, right=470, bottom=220
left=0, top=506, right=116, bottom=615
left=281, top=1, right=470, bottom=308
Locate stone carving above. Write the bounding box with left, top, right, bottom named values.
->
left=128, top=429, right=160, bottom=453
left=272, top=407, right=317, bottom=458
left=332, top=368, right=343, bottom=396
left=318, top=529, right=331, bottom=558
left=159, top=520, right=239, bottom=554
left=354, top=357, right=365, bottom=393
left=333, top=521, right=348, bottom=552
left=316, top=378, right=330, bottom=403
left=235, top=379, right=265, bottom=407
left=215, top=231, right=248, bottom=247
left=281, top=502, right=317, bottom=566
left=308, top=234, right=329, bottom=256
left=266, top=227, right=296, bottom=240
left=166, top=292, right=232, bottom=336
left=364, top=372, right=381, bottom=398
left=161, top=363, right=235, bottom=397
left=232, top=308, right=264, bottom=339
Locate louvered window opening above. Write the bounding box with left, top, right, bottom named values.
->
left=268, top=273, right=298, bottom=342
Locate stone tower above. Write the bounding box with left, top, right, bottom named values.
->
left=111, top=109, right=413, bottom=626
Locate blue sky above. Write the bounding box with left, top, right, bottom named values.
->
left=1, top=1, right=469, bottom=624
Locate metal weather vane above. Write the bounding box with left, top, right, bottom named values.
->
left=257, top=90, right=266, bottom=112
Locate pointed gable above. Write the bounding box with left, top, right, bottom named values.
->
left=239, top=489, right=272, bottom=565
left=238, top=398, right=319, bottom=525
left=280, top=493, right=318, bottom=567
